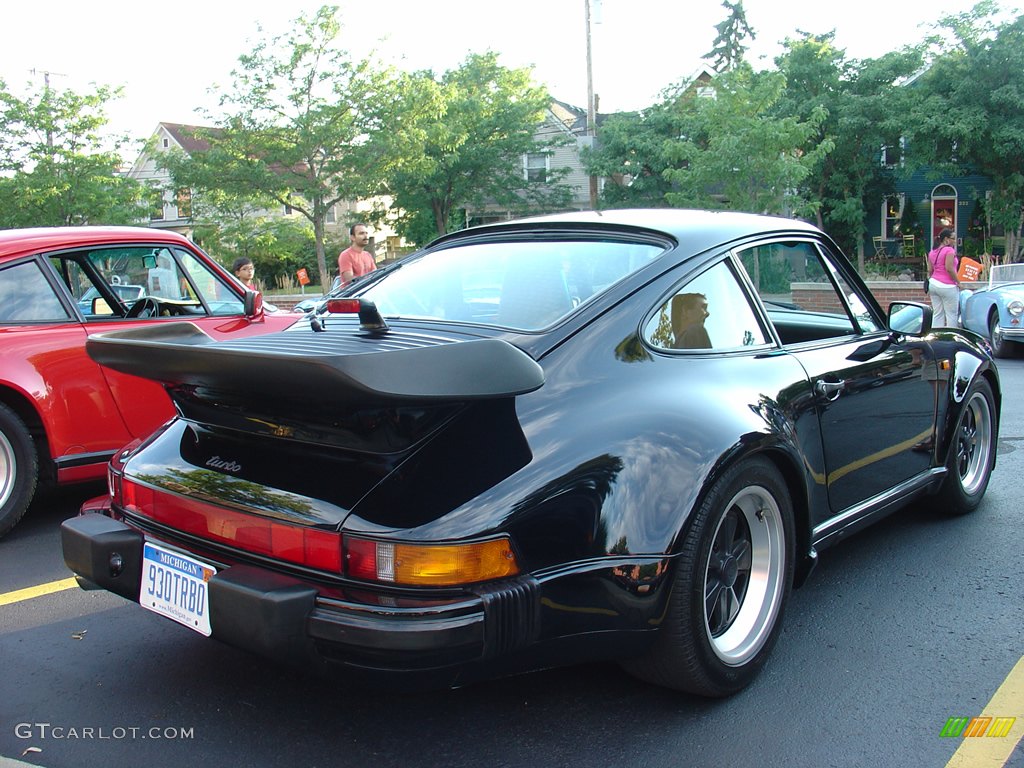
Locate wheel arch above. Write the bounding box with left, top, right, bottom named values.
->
left=678, top=441, right=813, bottom=588
left=0, top=385, right=54, bottom=486
left=941, top=352, right=1001, bottom=463
left=752, top=446, right=814, bottom=588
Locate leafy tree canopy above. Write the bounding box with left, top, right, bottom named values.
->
left=663, top=64, right=831, bottom=216
left=161, top=4, right=414, bottom=284
left=908, top=1, right=1024, bottom=259
left=383, top=51, right=574, bottom=240
left=0, top=78, right=145, bottom=227
left=704, top=0, right=756, bottom=73
left=772, top=33, right=923, bottom=256
left=588, top=66, right=830, bottom=217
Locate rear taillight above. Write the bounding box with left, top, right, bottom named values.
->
left=118, top=478, right=519, bottom=585
left=120, top=477, right=343, bottom=572
left=344, top=536, right=519, bottom=586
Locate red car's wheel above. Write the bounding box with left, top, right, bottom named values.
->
left=0, top=402, right=38, bottom=538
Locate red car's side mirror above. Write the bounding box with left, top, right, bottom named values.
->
left=243, top=290, right=263, bottom=318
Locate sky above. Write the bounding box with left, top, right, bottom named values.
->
left=0, top=0, right=1014, bottom=157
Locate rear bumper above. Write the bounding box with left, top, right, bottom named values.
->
left=60, top=514, right=539, bottom=677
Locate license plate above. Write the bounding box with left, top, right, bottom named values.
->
left=141, top=542, right=216, bottom=636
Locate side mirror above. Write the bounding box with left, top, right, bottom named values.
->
left=888, top=301, right=932, bottom=336
left=91, top=298, right=114, bottom=316
left=243, top=289, right=263, bottom=318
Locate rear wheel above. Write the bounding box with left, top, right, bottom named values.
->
left=0, top=402, right=38, bottom=538
left=937, top=378, right=996, bottom=515
left=623, top=457, right=794, bottom=696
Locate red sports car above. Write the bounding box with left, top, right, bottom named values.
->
left=0, top=226, right=298, bottom=536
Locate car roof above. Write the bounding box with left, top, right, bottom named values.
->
left=429, top=208, right=822, bottom=253
left=0, top=226, right=191, bottom=260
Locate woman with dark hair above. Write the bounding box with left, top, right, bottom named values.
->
left=927, top=228, right=960, bottom=326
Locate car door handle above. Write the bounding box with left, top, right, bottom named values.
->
left=814, top=379, right=846, bottom=400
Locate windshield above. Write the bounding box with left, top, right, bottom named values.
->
left=988, top=263, right=1024, bottom=286
left=359, top=238, right=665, bottom=330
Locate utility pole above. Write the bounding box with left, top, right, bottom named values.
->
left=29, top=69, right=67, bottom=152
left=584, top=0, right=599, bottom=210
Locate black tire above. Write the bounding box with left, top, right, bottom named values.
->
left=623, top=457, right=794, bottom=696
left=988, top=313, right=1016, bottom=359
left=0, top=402, right=38, bottom=538
left=936, top=378, right=997, bottom=516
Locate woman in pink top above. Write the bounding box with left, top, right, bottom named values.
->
left=927, top=227, right=960, bottom=327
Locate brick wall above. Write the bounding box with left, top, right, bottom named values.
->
left=865, top=281, right=930, bottom=311
left=792, top=280, right=979, bottom=313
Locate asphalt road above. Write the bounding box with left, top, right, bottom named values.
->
left=2, top=360, right=1023, bottom=768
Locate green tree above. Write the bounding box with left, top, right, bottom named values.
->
left=583, top=100, right=682, bottom=207
left=662, top=65, right=832, bottom=216
left=187, top=192, right=319, bottom=288
left=908, top=3, right=1024, bottom=260
left=587, top=66, right=830, bottom=216
left=162, top=5, right=409, bottom=285
left=0, top=78, right=144, bottom=227
left=773, top=34, right=923, bottom=261
left=704, top=0, right=756, bottom=73
left=384, top=52, right=573, bottom=240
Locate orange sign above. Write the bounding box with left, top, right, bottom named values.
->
left=296, top=268, right=310, bottom=286
left=957, top=257, right=982, bottom=283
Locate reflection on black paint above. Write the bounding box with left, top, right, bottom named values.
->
left=135, top=468, right=321, bottom=522
left=614, top=334, right=653, bottom=363
left=354, top=399, right=534, bottom=528
left=509, top=454, right=624, bottom=565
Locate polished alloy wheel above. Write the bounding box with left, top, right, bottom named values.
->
left=703, top=484, right=786, bottom=666
left=0, top=430, right=14, bottom=510
left=955, top=389, right=994, bottom=496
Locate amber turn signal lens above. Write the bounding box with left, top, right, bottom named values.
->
left=346, top=537, right=519, bottom=586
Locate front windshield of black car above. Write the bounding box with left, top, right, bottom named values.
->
left=358, top=238, right=665, bottom=330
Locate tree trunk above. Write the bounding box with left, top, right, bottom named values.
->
left=313, top=216, right=329, bottom=292
left=1010, top=208, right=1024, bottom=263
left=432, top=199, right=448, bottom=237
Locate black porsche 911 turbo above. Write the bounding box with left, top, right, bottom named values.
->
left=62, top=209, right=1000, bottom=697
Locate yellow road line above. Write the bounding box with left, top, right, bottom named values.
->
left=0, top=577, right=79, bottom=607
left=946, top=656, right=1024, bottom=767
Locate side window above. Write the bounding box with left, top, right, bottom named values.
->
left=84, top=247, right=171, bottom=302
left=61, top=259, right=93, bottom=303
left=56, top=257, right=127, bottom=317
left=644, top=260, right=769, bottom=351
left=177, top=249, right=243, bottom=316
left=142, top=248, right=190, bottom=300
left=737, top=241, right=880, bottom=346
left=0, top=261, right=71, bottom=323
